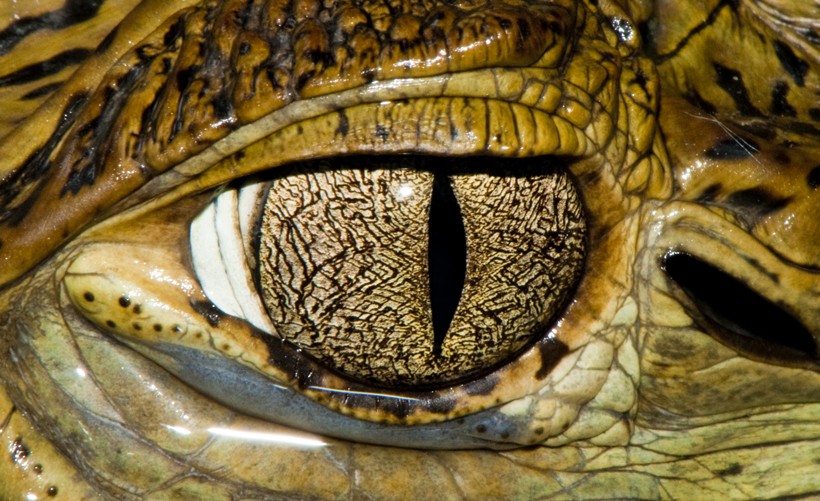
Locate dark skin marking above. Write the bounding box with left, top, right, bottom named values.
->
left=21, top=82, right=63, bottom=100
left=190, top=299, right=223, bottom=328
left=0, top=48, right=92, bottom=87
left=0, top=0, right=105, bottom=56
left=782, top=121, right=820, bottom=137
left=808, top=166, right=820, bottom=190
left=696, top=183, right=722, bottom=203
left=725, top=187, right=791, bottom=224
left=136, top=89, right=165, bottom=157
left=335, top=109, right=350, bottom=137
left=374, top=125, right=390, bottom=142
left=47, top=486, right=58, bottom=497
left=0, top=93, right=89, bottom=226
left=704, top=137, right=759, bottom=160
left=163, top=16, right=186, bottom=48
left=647, top=0, right=735, bottom=63
left=770, top=150, right=790, bottom=166
left=535, top=336, right=570, bottom=380
left=95, top=24, right=119, bottom=55
left=61, top=60, right=153, bottom=197
left=153, top=324, right=163, bottom=332
left=810, top=108, right=820, bottom=123
left=106, top=320, right=116, bottom=329
left=773, top=40, right=809, bottom=86
left=770, top=81, right=796, bottom=117
left=463, top=375, right=500, bottom=396
left=717, top=463, right=743, bottom=476
left=685, top=90, right=718, bottom=115
left=119, top=296, right=131, bottom=308
left=712, top=63, right=763, bottom=117
left=629, top=69, right=649, bottom=94
left=83, top=292, right=95, bottom=302
left=211, top=91, right=234, bottom=122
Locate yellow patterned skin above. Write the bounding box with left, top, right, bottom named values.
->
left=0, top=0, right=817, bottom=499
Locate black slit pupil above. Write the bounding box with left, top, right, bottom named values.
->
left=428, top=173, right=467, bottom=355
left=664, top=253, right=816, bottom=358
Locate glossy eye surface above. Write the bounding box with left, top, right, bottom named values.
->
left=195, top=156, right=586, bottom=388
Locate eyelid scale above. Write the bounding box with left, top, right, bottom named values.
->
left=63, top=245, right=280, bottom=380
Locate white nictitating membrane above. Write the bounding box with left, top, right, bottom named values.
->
left=190, top=186, right=275, bottom=334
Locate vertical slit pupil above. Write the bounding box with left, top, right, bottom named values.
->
left=428, top=172, right=467, bottom=356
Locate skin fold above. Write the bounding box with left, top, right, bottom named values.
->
left=0, top=0, right=817, bottom=499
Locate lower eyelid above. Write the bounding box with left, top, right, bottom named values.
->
left=61, top=242, right=544, bottom=448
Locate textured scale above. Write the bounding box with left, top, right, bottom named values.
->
left=0, top=0, right=818, bottom=499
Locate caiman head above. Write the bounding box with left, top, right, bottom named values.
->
left=0, top=0, right=817, bottom=498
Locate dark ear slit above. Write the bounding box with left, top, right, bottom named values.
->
left=663, top=252, right=816, bottom=359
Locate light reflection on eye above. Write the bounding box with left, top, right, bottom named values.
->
left=164, top=424, right=193, bottom=436
left=306, top=385, right=421, bottom=402
left=395, top=183, right=415, bottom=201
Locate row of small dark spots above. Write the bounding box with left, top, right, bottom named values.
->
left=11, top=436, right=30, bottom=463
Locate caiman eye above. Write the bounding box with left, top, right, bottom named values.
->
left=191, top=155, right=587, bottom=388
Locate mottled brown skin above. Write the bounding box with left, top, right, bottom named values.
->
left=0, top=0, right=818, bottom=499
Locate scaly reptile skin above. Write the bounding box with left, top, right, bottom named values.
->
left=0, top=0, right=817, bottom=499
